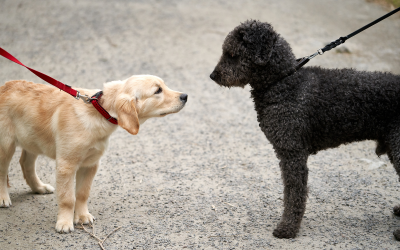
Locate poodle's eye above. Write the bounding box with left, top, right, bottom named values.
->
left=155, top=87, right=162, bottom=94
left=229, top=53, right=239, bottom=60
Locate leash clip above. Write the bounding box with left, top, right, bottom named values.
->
left=308, top=51, right=320, bottom=60
left=75, top=91, right=95, bottom=104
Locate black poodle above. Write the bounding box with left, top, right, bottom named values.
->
left=210, top=20, right=400, bottom=239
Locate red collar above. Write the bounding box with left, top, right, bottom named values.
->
left=90, top=91, right=118, bottom=125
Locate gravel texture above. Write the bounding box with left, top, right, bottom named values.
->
left=0, top=0, right=400, bottom=249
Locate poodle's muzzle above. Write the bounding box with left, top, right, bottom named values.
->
left=210, top=70, right=227, bottom=87
left=210, top=71, right=218, bottom=82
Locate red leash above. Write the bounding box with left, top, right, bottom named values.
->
left=0, top=47, right=118, bottom=125
left=0, top=47, right=78, bottom=97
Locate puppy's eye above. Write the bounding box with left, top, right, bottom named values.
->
left=155, top=87, right=162, bottom=94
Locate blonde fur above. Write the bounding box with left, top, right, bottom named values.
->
left=0, top=75, right=186, bottom=233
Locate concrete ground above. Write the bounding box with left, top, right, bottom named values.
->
left=1, top=0, right=400, bottom=249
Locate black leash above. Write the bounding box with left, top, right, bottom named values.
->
left=295, top=6, right=400, bottom=71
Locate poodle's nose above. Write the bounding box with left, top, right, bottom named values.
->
left=180, top=93, right=188, bottom=103
left=210, top=71, right=217, bottom=81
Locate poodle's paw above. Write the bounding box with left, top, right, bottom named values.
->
left=0, top=192, right=11, bottom=207
left=394, top=229, right=400, bottom=241
left=32, top=184, right=55, bottom=194
left=273, top=224, right=298, bottom=239
left=55, top=220, right=74, bottom=233
left=74, top=212, right=95, bottom=225
left=393, top=205, right=400, bottom=216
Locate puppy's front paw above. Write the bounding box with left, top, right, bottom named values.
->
left=273, top=224, right=298, bottom=239
left=394, top=229, right=400, bottom=241
left=0, top=193, right=11, bottom=207
left=55, top=220, right=74, bottom=233
left=74, top=212, right=95, bottom=225
left=33, top=184, right=55, bottom=194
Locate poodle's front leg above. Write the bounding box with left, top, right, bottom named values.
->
left=273, top=150, right=309, bottom=239
left=384, top=130, right=400, bottom=240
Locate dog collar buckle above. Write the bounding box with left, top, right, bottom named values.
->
left=76, top=91, right=95, bottom=104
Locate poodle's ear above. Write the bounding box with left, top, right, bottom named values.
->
left=254, top=33, right=279, bottom=66
left=241, top=22, right=278, bottom=66
left=116, top=94, right=140, bottom=135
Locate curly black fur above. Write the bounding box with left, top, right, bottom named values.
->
left=210, top=20, right=400, bottom=239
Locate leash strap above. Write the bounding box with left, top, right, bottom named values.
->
left=295, top=6, right=400, bottom=71
left=0, top=47, right=78, bottom=97
left=0, top=46, right=118, bottom=125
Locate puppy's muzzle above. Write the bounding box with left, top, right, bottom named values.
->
left=160, top=93, right=188, bottom=116
left=180, top=93, right=188, bottom=104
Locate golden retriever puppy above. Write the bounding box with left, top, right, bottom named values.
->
left=0, top=75, right=187, bottom=233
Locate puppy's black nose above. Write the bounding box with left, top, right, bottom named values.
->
left=180, top=93, right=188, bottom=103
left=210, top=71, right=217, bottom=81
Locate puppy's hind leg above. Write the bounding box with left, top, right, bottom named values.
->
left=74, top=163, right=98, bottom=225
left=19, top=149, right=55, bottom=194
left=273, top=149, right=309, bottom=239
left=0, top=139, right=16, bottom=208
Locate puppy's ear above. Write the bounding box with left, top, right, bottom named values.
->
left=116, top=95, right=139, bottom=135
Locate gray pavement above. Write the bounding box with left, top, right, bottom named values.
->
left=1, top=0, right=400, bottom=249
